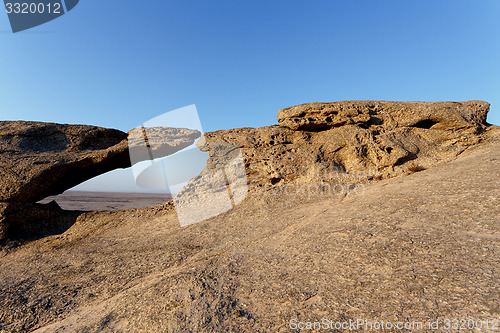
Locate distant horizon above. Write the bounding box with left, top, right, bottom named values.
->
left=63, top=190, right=173, bottom=195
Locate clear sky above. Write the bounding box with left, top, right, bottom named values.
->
left=1, top=0, right=499, bottom=192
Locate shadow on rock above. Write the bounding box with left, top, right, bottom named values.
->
left=0, top=201, right=82, bottom=246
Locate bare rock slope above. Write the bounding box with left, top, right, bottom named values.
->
left=0, top=126, right=498, bottom=332
left=0, top=101, right=497, bottom=332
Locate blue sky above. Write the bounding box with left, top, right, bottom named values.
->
left=1, top=0, right=499, bottom=131
left=1, top=0, right=499, bottom=192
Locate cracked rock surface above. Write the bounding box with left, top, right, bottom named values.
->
left=0, top=126, right=498, bottom=332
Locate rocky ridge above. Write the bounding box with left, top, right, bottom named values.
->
left=0, top=123, right=498, bottom=332
left=0, top=101, right=497, bottom=332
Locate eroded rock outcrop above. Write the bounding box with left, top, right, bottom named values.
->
left=0, top=101, right=496, bottom=332
left=128, top=127, right=202, bottom=163
left=0, top=101, right=491, bottom=241
left=0, top=121, right=200, bottom=241
left=1, top=126, right=498, bottom=332
left=196, top=100, right=489, bottom=191
left=0, top=122, right=200, bottom=203
left=277, top=100, right=489, bottom=133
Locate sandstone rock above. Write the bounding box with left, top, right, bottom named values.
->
left=0, top=121, right=128, bottom=203
left=0, top=122, right=200, bottom=203
left=0, top=121, right=200, bottom=242
left=0, top=103, right=496, bottom=330
left=173, top=101, right=490, bottom=210
left=128, top=127, right=202, bottom=164
left=277, top=100, right=489, bottom=133
left=0, top=126, right=498, bottom=332
left=0, top=101, right=490, bottom=243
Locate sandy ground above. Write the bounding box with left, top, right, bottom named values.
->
left=38, top=191, right=172, bottom=211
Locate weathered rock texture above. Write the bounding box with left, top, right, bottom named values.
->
left=0, top=122, right=200, bottom=203
left=0, top=121, right=129, bottom=203
left=0, top=121, right=200, bottom=242
left=0, top=101, right=497, bottom=331
left=197, top=101, right=489, bottom=192
left=0, top=126, right=498, bottom=332
left=128, top=127, right=202, bottom=163
left=277, top=100, right=489, bottom=132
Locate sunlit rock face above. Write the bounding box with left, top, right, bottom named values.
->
left=200, top=100, right=489, bottom=190
left=0, top=100, right=491, bottom=241
left=0, top=121, right=200, bottom=241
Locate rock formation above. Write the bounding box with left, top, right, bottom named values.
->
left=0, top=121, right=200, bottom=241
left=0, top=101, right=491, bottom=242
left=277, top=100, right=489, bottom=132
left=193, top=100, right=489, bottom=193
left=0, top=101, right=497, bottom=332
left=0, top=125, right=498, bottom=332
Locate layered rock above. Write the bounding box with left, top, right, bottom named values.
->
left=196, top=101, right=489, bottom=191
left=0, top=121, right=200, bottom=241
left=277, top=100, right=489, bottom=133
left=0, top=101, right=491, bottom=241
